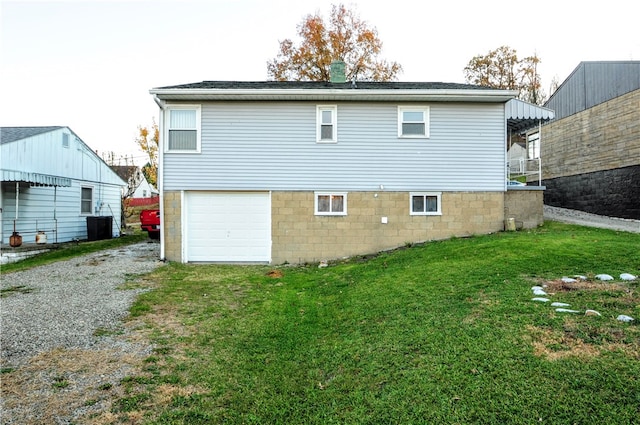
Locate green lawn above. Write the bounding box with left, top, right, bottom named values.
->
left=114, top=223, right=639, bottom=423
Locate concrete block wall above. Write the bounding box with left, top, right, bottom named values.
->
left=271, top=191, right=504, bottom=264
left=540, top=89, right=640, bottom=219
left=504, top=188, right=545, bottom=229
left=162, top=191, right=182, bottom=261
left=161, top=190, right=547, bottom=264
left=541, top=89, right=640, bottom=180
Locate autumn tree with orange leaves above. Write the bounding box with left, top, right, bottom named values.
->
left=134, top=119, right=159, bottom=187
left=464, top=46, right=546, bottom=105
left=267, top=4, right=402, bottom=82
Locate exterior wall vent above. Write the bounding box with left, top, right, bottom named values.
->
left=330, top=60, right=346, bottom=83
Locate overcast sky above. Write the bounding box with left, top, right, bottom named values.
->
left=1, top=0, right=638, bottom=165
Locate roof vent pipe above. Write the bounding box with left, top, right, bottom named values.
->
left=330, top=60, right=346, bottom=83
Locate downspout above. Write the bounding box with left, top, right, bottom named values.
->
left=153, top=95, right=166, bottom=261
left=54, top=186, right=58, bottom=243
left=15, top=182, right=19, bottom=221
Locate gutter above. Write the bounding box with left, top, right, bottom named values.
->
left=149, top=88, right=518, bottom=103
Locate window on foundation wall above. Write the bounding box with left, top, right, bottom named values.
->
left=410, top=192, right=441, bottom=215
left=315, top=192, right=347, bottom=215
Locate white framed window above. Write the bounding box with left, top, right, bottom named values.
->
left=62, top=133, right=70, bottom=148
left=315, top=192, right=347, bottom=216
left=166, top=105, right=201, bottom=152
left=398, top=106, right=430, bottom=138
left=410, top=192, right=441, bottom=215
left=316, top=105, right=337, bottom=143
left=81, top=186, right=93, bottom=214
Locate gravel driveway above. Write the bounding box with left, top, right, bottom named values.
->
left=544, top=205, right=640, bottom=233
left=1, top=240, right=163, bottom=424
left=1, top=240, right=162, bottom=368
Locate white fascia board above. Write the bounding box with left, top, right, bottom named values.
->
left=149, top=88, right=518, bottom=103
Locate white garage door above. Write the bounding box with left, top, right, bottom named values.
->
left=185, top=192, right=271, bottom=262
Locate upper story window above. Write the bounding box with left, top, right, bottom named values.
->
left=166, top=105, right=201, bottom=152
left=62, top=133, right=70, bottom=148
left=317, top=105, right=337, bottom=143
left=81, top=186, right=93, bottom=214
left=315, top=192, right=347, bottom=216
left=410, top=192, right=441, bottom=216
left=398, top=106, right=430, bottom=138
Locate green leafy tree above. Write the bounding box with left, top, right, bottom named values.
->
left=267, top=3, right=402, bottom=81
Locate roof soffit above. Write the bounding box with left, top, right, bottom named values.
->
left=150, top=88, right=518, bottom=103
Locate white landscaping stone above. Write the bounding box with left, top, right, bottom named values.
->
left=551, top=302, right=571, bottom=307
left=532, top=288, right=548, bottom=296
left=620, top=273, right=637, bottom=281
left=555, top=308, right=581, bottom=314
left=574, top=275, right=587, bottom=280
left=617, top=315, right=635, bottom=322
left=585, top=310, right=601, bottom=316
left=561, top=277, right=577, bottom=283
left=531, top=286, right=543, bottom=290
left=531, top=297, right=550, bottom=302
left=595, top=274, right=614, bottom=281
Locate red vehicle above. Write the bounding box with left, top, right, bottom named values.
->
left=140, top=209, right=160, bottom=239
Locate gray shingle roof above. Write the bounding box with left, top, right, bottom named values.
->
left=154, top=81, right=494, bottom=91
left=0, top=126, right=63, bottom=144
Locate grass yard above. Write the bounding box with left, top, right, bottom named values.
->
left=103, top=221, right=640, bottom=424
left=55, top=223, right=640, bottom=423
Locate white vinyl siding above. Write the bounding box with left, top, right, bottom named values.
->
left=166, top=105, right=201, bottom=152
left=162, top=102, right=506, bottom=192
left=317, top=105, right=337, bottom=143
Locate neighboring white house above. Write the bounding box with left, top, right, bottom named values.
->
left=0, top=126, right=127, bottom=244
left=149, top=67, right=550, bottom=264
left=110, top=165, right=158, bottom=199
left=133, top=175, right=158, bottom=198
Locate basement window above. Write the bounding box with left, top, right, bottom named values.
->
left=410, top=192, right=441, bottom=215
left=315, top=192, right=347, bottom=215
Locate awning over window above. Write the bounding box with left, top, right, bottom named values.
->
left=506, top=99, right=555, bottom=133
left=1, top=170, right=72, bottom=187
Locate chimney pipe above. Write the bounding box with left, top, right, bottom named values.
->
left=330, top=60, right=346, bottom=83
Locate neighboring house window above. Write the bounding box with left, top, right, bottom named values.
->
left=527, top=131, right=540, bottom=159
left=317, top=105, right=337, bottom=143
left=62, top=133, right=70, bottom=148
left=410, top=192, right=441, bottom=215
left=81, top=187, right=93, bottom=214
left=315, top=192, right=347, bottom=216
left=398, top=106, right=430, bottom=138
left=167, top=105, right=201, bottom=152
left=143, top=190, right=147, bottom=197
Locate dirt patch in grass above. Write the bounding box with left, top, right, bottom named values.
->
left=527, top=277, right=639, bottom=361
left=1, top=342, right=152, bottom=424
left=543, top=278, right=630, bottom=293
left=527, top=324, right=638, bottom=361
